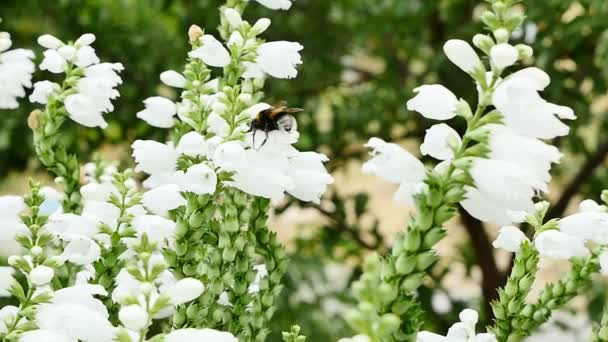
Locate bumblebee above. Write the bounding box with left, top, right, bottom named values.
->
left=249, top=103, right=303, bottom=149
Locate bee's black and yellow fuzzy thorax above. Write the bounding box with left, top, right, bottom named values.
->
left=249, top=105, right=303, bottom=148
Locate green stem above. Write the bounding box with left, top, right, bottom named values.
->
left=593, top=296, right=608, bottom=342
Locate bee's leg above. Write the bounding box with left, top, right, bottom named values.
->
left=252, top=130, right=257, bottom=149
left=258, top=129, right=269, bottom=150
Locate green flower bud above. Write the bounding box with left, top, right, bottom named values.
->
left=473, top=34, right=495, bottom=54
left=395, top=254, right=416, bottom=275
left=516, top=44, right=533, bottom=59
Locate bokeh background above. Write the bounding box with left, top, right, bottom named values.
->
left=2, top=0, right=608, bottom=340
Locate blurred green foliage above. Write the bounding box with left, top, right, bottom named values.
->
left=3, top=0, right=608, bottom=340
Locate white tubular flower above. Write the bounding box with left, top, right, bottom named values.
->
left=207, top=112, right=230, bottom=137
left=420, top=123, right=462, bottom=160
left=0, top=267, right=15, bottom=297
left=417, top=309, right=497, bottom=342
left=254, top=0, right=294, bottom=10
left=37, top=34, right=64, bottom=49
left=35, top=286, right=114, bottom=342
left=167, top=278, right=205, bottom=305
left=579, top=199, right=603, bottom=213
left=29, top=81, right=60, bottom=105
left=74, top=46, right=100, bottom=67
left=559, top=211, right=608, bottom=244
left=490, top=43, right=519, bottom=69
left=165, top=328, right=238, bottom=342
left=535, top=230, right=589, bottom=259
left=362, top=137, right=425, bottom=205
left=600, top=251, right=608, bottom=275
left=286, top=152, right=334, bottom=204
left=30, top=265, right=55, bottom=286
left=132, top=140, right=178, bottom=175
left=461, top=159, right=543, bottom=225
left=80, top=183, right=112, bottom=204
left=443, top=39, right=482, bottom=73
left=252, top=18, right=272, bottom=35
left=132, top=215, right=175, bottom=245
left=61, top=236, right=102, bottom=265
left=178, top=163, right=218, bottom=195
left=493, top=67, right=575, bottom=139
left=160, top=70, right=187, bottom=88
left=0, top=196, right=28, bottom=256
left=487, top=125, right=561, bottom=185
left=142, top=184, right=186, bottom=215
left=190, top=34, right=230, bottom=67
left=46, top=213, right=98, bottom=240
left=136, top=97, right=177, bottom=128
left=118, top=305, right=149, bottom=331
left=256, top=41, right=303, bottom=79
left=406, top=85, right=459, bottom=120
left=0, top=36, right=35, bottom=109
left=177, top=131, right=207, bottom=157
left=492, top=226, right=528, bottom=253
left=19, top=329, right=74, bottom=342
left=223, top=8, right=243, bottom=28
left=75, top=33, right=96, bottom=47
left=82, top=201, right=120, bottom=226
left=40, top=49, right=67, bottom=73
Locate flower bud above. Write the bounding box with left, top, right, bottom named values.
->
left=251, top=18, right=271, bottom=35
left=167, top=278, right=205, bottom=305
left=516, top=44, right=534, bottom=59
left=30, top=246, right=43, bottom=256
left=29, top=265, right=54, bottom=286
left=118, top=305, right=149, bottom=331
left=223, top=8, right=242, bottom=28
left=472, top=34, right=494, bottom=53
left=493, top=28, right=510, bottom=43
left=74, top=33, right=96, bottom=47
left=28, top=110, right=40, bottom=130
left=160, top=70, right=187, bottom=88
left=490, top=43, right=519, bottom=69
left=188, top=25, right=204, bottom=42
left=443, top=39, right=482, bottom=73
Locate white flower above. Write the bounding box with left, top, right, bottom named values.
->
left=0, top=196, right=28, bottom=256
left=75, top=33, right=96, bottom=47
left=490, top=43, right=519, bottom=69
left=535, top=230, right=589, bottom=259
left=167, top=278, right=205, bottom=305
left=0, top=42, right=35, bottom=109
left=177, top=131, right=207, bottom=157
left=37, top=34, right=64, bottom=49
left=61, top=237, right=101, bottom=265
left=286, top=152, right=334, bottom=204
left=137, top=96, right=177, bottom=128
left=338, top=335, right=371, bottom=342
left=0, top=267, right=14, bottom=297
left=30, top=265, right=55, bottom=286
left=362, top=137, right=425, bottom=205
left=132, top=215, right=176, bottom=245
left=252, top=18, right=272, bottom=35
left=420, top=123, right=462, bottom=160
left=443, top=39, right=482, bottom=73
left=487, top=125, right=561, bottom=185
left=254, top=0, right=294, bottom=10
left=74, top=46, right=100, bottom=67
left=579, top=199, right=603, bottom=213
left=160, top=70, right=187, bottom=88
left=142, top=184, right=186, bottom=215
left=64, top=94, right=107, bottom=128
left=493, top=67, right=575, bottom=139
left=29, top=81, right=60, bottom=104
left=461, top=159, right=543, bottom=225
left=19, top=329, right=74, bottom=342
left=256, top=41, right=303, bottom=79
left=417, top=309, right=497, bottom=342
left=223, top=8, right=243, bottom=27
left=406, top=85, right=459, bottom=120
left=132, top=140, right=178, bottom=175
left=190, top=35, right=230, bottom=67
left=82, top=201, right=120, bottom=226
left=40, top=49, right=67, bottom=73
left=179, top=163, right=218, bottom=195
left=559, top=212, right=608, bottom=244
left=493, top=226, right=528, bottom=253
left=207, top=112, right=230, bottom=137
left=165, top=328, right=238, bottom=342
left=118, top=305, right=149, bottom=331
left=80, top=183, right=112, bottom=204
left=46, top=213, right=99, bottom=240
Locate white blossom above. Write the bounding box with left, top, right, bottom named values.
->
left=0, top=267, right=14, bottom=297
left=407, top=85, right=459, bottom=120
left=177, top=131, right=207, bottom=157
left=37, top=34, right=64, bottom=49
left=492, top=226, right=528, bottom=253
left=19, top=329, right=74, bottom=342
left=417, top=309, right=497, bottom=342
left=0, top=35, right=35, bottom=109
left=254, top=0, right=294, bottom=10
left=490, top=43, right=519, bottom=69
left=132, top=215, right=176, bottom=245
left=420, top=123, right=462, bottom=160
left=493, top=67, right=575, bottom=139
left=0, top=196, right=28, bottom=256
left=29, top=81, right=60, bottom=105
left=559, top=211, right=608, bottom=244
left=579, top=199, right=603, bottom=213
left=362, top=137, right=425, bottom=205
left=160, top=70, right=187, bottom=88
left=46, top=213, right=99, bottom=240
left=178, top=163, right=218, bottom=195
left=30, top=265, right=55, bottom=286
left=166, top=278, right=205, bottom=305
left=132, top=140, right=178, bottom=176
left=137, top=97, right=177, bottom=128
left=190, top=34, right=230, bottom=67
left=142, top=184, right=186, bottom=215
left=165, top=328, right=238, bottom=342
left=40, top=49, right=67, bottom=73
left=285, top=152, right=334, bottom=204
left=61, top=236, right=101, bottom=265
left=255, top=41, right=303, bottom=79
left=223, top=8, right=243, bottom=28
left=535, top=230, right=589, bottom=259
left=75, top=33, right=96, bottom=47
left=118, top=305, right=149, bottom=331
left=80, top=182, right=112, bottom=204
left=252, top=18, right=272, bottom=35
left=443, top=39, right=482, bottom=73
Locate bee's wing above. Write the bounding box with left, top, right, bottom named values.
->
left=284, top=108, right=304, bottom=114
left=276, top=115, right=296, bottom=132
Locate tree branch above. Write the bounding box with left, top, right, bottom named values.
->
left=548, top=141, right=608, bottom=219
left=459, top=207, right=502, bottom=320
